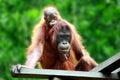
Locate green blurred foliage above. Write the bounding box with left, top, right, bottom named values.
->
left=0, top=0, right=120, bottom=80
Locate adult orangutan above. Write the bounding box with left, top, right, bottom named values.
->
left=12, top=6, right=97, bottom=72
left=48, top=21, right=97, bottom=71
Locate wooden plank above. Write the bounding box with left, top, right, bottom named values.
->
left=112, top=68, right=120, bottom=73
left=112, top=68, right=120, bottom=77
left=90, top=53, right=120, bottom=73
left=11, top=67, right=120, bottom=80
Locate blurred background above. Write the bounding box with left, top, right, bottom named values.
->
left=0, top=0, right=120, bottom=80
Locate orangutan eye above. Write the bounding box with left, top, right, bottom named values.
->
left=53, top=16, right=56, bottom=19
left=47, top=16, right=51, bottom=21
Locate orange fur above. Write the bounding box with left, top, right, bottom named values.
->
left=25, top=6, right=98, bottom=70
